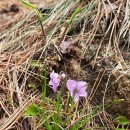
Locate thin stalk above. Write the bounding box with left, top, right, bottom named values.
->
left=38, top=17, right=46, bottom=41
left=42, top=64, right=47, bottom=112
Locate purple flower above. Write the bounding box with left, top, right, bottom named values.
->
left=49, top=70, right=65, bottom=92
left=66, top=80, right=87, bottom=102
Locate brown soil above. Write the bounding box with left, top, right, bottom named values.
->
left=0, top=0, right=27, bottom=31
left=45, top=41, right=130, bottom=120
left=0, top=0, right=130, bottom=129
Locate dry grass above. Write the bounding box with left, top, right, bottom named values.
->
left=0, top=0, right=130, bottom=129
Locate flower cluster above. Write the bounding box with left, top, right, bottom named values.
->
left=49, top=70, right=87, bottom=102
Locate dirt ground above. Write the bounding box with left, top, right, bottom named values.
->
left=0, top=0, right=130, bottom=129
left=0, top=0, right=129, bottom=119
left=0, top=0, right=26, bottom=31
left=0, top=0, right=59, bottom=31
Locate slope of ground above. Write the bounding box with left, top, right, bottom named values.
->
left=0, top=0, right=130, bottom=129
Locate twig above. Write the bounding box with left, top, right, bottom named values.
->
left=57, top=23, right=69, bottom=45
left=38, top=18, right=46, bottom=41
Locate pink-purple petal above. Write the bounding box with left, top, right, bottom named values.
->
left=74, top=93, right=79, bottom=102
left=79, top=86, right=87, bottom=92
left=49, top=80, right=53, bottom=85
left=49, top=70, right=61, bottom=92
left=66, top=80, right=77, bottom=96
left=50, top=70, right=59, bottom=79
left=77, top=81, right=86, bottom=88
left=67, top=80, right=88, bottom=102
left=52, top=85, right=57, bottom=92
left=50, top=70, right=54, bottom=78
left=79, top=90, right=87, bottom=97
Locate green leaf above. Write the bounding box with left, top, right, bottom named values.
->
left=24, top=104, right=41, bottom=117
left=116, top=128, right=128, bottom=130
left=31, top=60, right=41, bottom=67
left=20, top=0, right=36, bottom=9
left=112, top=99, right=125, bottom=104
left=42, top=65, right=47, bottom=113
left=68, top=6, right=81, bottom=24
left=115, top=116, right=130, bottom=125
left=20, top=0, right=43, bottom=18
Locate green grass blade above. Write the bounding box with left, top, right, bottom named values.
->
left=20, top=0, right=36, bottom=9
left=68, top=6, right=81, bottom=24
left=56, top=92, right=61, bottom=129
left=43, top=65, right=47, bottom=98
left=42, top=65, right=47, bottom=112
